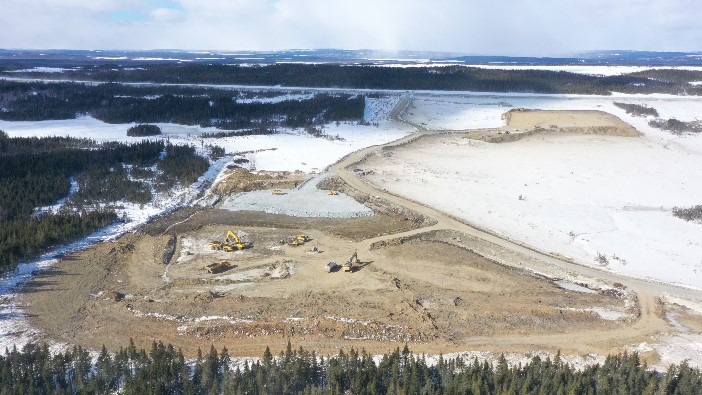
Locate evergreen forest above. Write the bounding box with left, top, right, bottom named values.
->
left=4, top=63, right=702, bottom=95
left=0, top=80, right=365, bottom=128
left=1, top=341, right=700, bottom=395
left=0, top=132, right=210, bottom=270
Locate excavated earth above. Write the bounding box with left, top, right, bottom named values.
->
left=21, top=187, right=632, bottom=358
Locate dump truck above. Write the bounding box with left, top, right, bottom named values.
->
left=205, top=260, right=231, bottom=274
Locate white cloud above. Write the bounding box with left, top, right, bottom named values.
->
left=150, top=8, right=185, bottom=23
left=0, top=0, right=700, bottom=54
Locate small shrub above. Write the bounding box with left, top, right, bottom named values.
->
left=672, top=205, right=702, bottom=222
left=613, top=102, right=659, bottom=117
left=595, top=253, right=609, bottom=266
left=649, top=118, right=702, bottom=135
left=127, top=124, right=162, bottom=137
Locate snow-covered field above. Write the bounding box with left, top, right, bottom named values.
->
left=0, top=96, right=409, bottom=173
left=219, top=174, right=373, bottom=218
left=373, top=94, right=702, bottom=289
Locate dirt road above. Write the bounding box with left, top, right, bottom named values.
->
left=329, top=96, right=701, bottom=354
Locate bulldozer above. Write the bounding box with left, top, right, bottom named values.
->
left=288, top=234, right=310, bottom=246
left=210, top=241, right=225, bottom=250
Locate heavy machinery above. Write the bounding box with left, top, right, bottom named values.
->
left=288, top=234, right=310, bottom=246
left=272, top=189, right=283, bottom=195
left=343, top=252, right=359, bottom=272
left=210, top=230, right=249, bottom=251
left=205, top=259, right=231, bottom=274
left=327, top=190, right=339, bottom=195
left=288, top=238, right=304, bottom=246
left=209, top=241, right=225, bottom=250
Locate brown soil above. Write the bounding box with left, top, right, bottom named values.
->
left=21, top=209, right=627, bottom=358
left=468, top=109, right=641, bottom=143
left=211, top=167, right=308, bottom=195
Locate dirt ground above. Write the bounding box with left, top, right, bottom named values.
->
left=211, top=167, right=308, bottom=195
left=467, top=109, right=641, bottom=143
left=21, top=198, right=631, bottom=358
left=18, top=109, right=694, bottom=360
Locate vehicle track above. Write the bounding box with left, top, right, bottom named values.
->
left=329, top=95, right=701, bottom=354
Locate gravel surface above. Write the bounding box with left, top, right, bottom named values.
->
left=218, top=174, right=373, bottom=218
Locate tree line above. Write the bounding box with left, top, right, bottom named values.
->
left=1, top=341, right=700, bottom=394
left=0, top=80, right=365, bottom=128
left=0, top=133, right=210, bottom=270
left=10, top=63, right=702, bottom=95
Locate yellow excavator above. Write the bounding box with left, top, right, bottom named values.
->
left=210, top=230, right=249, bottom=251
left=272, top=189, right=283, bottom=195
left=327, top=190, right=339, bottom=195
left=226, top=230, right=249, bottom=250
left=343, top=251, right=359, bottom=272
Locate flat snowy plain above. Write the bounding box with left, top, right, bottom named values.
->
left=380, top=94, right=702, bottom=289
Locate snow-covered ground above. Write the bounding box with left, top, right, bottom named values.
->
left=0, top=95, right=410, bottom=173
left=372, top=93, right=702, bottom=289
left=219, top=174, right=373, bottom=218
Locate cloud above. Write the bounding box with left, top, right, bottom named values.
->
left=0, top=0, right=700, bottom=55
left=150, top=7, right=185, bottom=23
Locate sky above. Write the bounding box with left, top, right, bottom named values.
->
left=1, top=0, right=700, bottom=56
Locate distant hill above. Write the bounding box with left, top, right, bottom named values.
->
left=1, top=48, right=701, bottom=67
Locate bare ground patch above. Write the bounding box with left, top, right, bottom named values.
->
left=20, top=221, right=629, bottom=357
left=468, top=109, right=641, bottom=143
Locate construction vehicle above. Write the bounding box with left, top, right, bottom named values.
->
left=288, top=238, right=305, bottom=246
left=343, top=252, right=359, bottom=272
left=272, top=189, right=283, bottom=195
left=226, top=230, right=249, bottom=250
left=205, top=259, right=231, bottom=274
left=211, top=230, right=249, bottom=251
left=210, top=241, right=225, bottom=250
left=287, top=234, right=310, bottom=246
left=327, top=190, right=339, bottom=195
